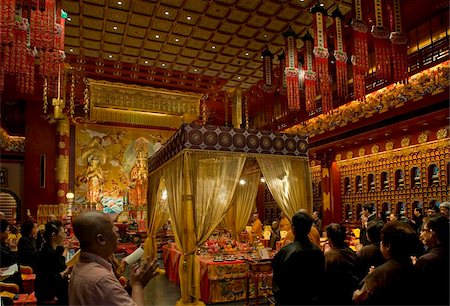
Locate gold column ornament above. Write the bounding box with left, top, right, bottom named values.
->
left=231, top=87, right=243, bottom=129
left=52, top=65, right=65, bottom=120
left=43, top=78, right=48, bottom=114
left=83, top=78, right=90, bottom=117
left=69, top=72, right=75, bottom=118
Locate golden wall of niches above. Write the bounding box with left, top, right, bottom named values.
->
left=336, top=129, right=449, bottom=222
left=310, top=165, right=323, bottom=211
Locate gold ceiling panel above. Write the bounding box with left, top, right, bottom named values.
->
left=160, top=0, right=184, bottom=8
left=64, top=0, right=353, bottom=91
left=107, top=9, right=128, bottom=23
left=184, top=0, right=208, bottom=13
left=83, top=40, right=101, bottom=50
left=206, top=3, right=230, bottom=18
left=83, top=4, right=104, bottom=18
left=131, top=1, right=156, bottom=15
left=124, top=36, right=144, bottom=48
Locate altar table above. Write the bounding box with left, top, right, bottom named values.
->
left=162, top=244, right=271, bottom=304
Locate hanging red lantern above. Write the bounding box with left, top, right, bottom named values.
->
left=332, top=6, right=348, bottom=101
left=311, top=2, right=332, bottom=114
left=389, top=0, right=408, bottom=83
left=283, top=26, right=301, bottom=112
left=302, top=31, right=317, bottom=113
left=351, top=0, right=369, bottom=101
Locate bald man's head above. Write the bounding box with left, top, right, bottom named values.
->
left=73, top=211, right=118, bottom=258
left=0, top=211, right=5, bottom=221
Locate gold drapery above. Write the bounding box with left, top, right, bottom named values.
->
left=257, top=156, right=313, bottom=219
left=161, top=152, right=245, bottom=304
left=143, top=171, right=169, bottom=261
left=221, top=171, right=260, bottom=241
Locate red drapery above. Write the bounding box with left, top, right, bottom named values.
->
left=302, top=32, right=317, bottom=113
left=332, top=6, right=348, bottom=101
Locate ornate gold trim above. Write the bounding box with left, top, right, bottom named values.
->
left=87, top=79, right=202, bottom=128
left=284, top=61, right=449, bottom=136
left=336, top=137, right=449, bottom=166
left=0, top=127, right=25, bottom=152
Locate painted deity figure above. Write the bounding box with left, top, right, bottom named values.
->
left=128, top=150, right=148, bottom=207
left=84, top=154, right=105, bottom=204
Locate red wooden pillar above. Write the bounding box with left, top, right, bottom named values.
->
left=55, top=117, right=70, bottom=205
left=321, top=158, right=332, bottom=227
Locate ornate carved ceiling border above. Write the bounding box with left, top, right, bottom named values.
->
left=86, top=79, right=202, bottom=129
left=0, top=127, right=25, bottom=153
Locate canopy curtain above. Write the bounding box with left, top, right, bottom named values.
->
left=257, top=156, right=313, bottom=220
left=221, top=171, right=260, bottom=241
left=143, top=170, right=169, bottom=261
left=162, top=151, right=245, bottom=304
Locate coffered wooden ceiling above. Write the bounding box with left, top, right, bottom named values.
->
left=62, top=0, right=352, bottom=92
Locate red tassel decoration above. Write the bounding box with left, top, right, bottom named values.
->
left=277, top=52, right=288, bottom=117
left=302, top=31, right=317, bottom=113
left=311, top=2, right=332, bottom=114
left=332, top=6, right=348, bottom=100
left=371, top=0, right=391, bottom=81
left=261, top=48, right=275, bottom=122
left=351, top=0, right=369, bottom=101
left=283, top=27, right=300, bottom=112
left=389, top=0, right=408, bottom=83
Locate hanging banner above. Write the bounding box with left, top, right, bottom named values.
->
left=371, top=0, right=391, bottom=80
left=332, top=6, right=348, bottom=100
left=283, top=27, right=300, bottom=111
left=261, top=48, right=275, bottom=122
left=389, top=0, right=408, bottom=83
left=311, top=3, right=332, bottom=114
left=351, top=0, right=369, bottom=101
left=302, top=31, right=317, bottom=113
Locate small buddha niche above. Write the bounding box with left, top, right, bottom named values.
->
left=396, top=169, right=405, bottom=189
left=344, top=177, right=351, bottom=193
left=381, top=172, right=389, bottom=190
left=429, top=164, right=439, bottom=185
left=368, top=174, right=375, bottom=192
left=356, top=176, right=362, bottom=192
left=412, top=167, right=421, bottom=188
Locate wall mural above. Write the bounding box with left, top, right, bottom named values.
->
left=74, top=124, right=173, bottom=223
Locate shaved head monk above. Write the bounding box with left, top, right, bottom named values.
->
left=69, top=211, right=158, bottom=306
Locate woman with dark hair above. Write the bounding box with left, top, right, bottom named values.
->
left=17, top=220, right=39, bottom=270
left=34, top=221, right=72, bottom=305
left=416, top=215, right=449, bottom=305
left=0, top=219, right=24, bottom=292
left=322, top=223, right=359, bottom=305
left=353, top=221, right=420, bottom=304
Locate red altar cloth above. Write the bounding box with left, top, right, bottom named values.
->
left=162, top=244, right=249, bottom=303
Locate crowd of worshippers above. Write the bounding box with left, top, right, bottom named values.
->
left=0, top=201, right=449, bottom=306
left=273, top=202, right=449, bottom=305
left=0, top=211, right=158, bottom=306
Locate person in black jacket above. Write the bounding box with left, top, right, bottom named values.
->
left=416, top=215, right=449, bottom=305
left=0, top=219, right=24, bottom=292
left=357, top=220, right=385, bottom=278
left=17, top=220, right=39, bottom=270
left=353, top=222, right=420, bottom=305
left=35, top=221, right=72, bottom=305
left=323, top=223, right=360, bottom=305
left=272, top=211, right=325, bottom=305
